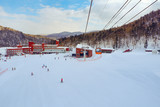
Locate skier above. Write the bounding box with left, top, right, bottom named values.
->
left=31, top=72, right=34, bottom=76
left=61, top=78, right=63, bottom=83
left=42, top=64, right=44, bottom=68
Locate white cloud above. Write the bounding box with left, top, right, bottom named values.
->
left=0, top=6, right=87, bottom=34
left=0, top=0, right=160, bottom=34
left=0, top=7, right=9, bottom=17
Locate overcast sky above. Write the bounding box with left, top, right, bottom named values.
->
left=0, top=0, right=160, bottom=34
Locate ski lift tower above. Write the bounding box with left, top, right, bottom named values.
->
left=82, top=46, right=89, bottom=61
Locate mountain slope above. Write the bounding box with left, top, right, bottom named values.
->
left=46, top=31, right=83, bottom=39
left=0, top=26, right=55, bottom=47
left=59, top=9, right=160, bottom=49
left=0, top=52, right=160, bottom=107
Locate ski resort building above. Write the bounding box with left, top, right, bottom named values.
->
left=6, top=48, right=23, bottom=56
left=6, top=41, right=70, bottom=56
left=75, top=48, right=92, bottom=58
left=72, top=44, right=93, bottom=58
left=101, top=48, right=115, bottom=53
left=145, top=49, right=152, bottom=52
left=95, top=48, right=115, bottom=54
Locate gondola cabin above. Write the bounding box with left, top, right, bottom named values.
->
left=95, top=48, right=102, bottom=54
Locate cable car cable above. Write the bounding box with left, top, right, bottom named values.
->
left=103, top=0, right=158, bottom=39
left=111, top=0, right=132, bottom=28
left=84, top=0, right=93, bottom=33
left=103, top=0, right=129, bottom=30
left=111, top=0, right=141, bottom=27
left=103, top=0, right=110, bottom=10
left=124, top=0, right=158, bottom=24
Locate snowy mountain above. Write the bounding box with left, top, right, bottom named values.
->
left=46, top=31, right=83, bottom=39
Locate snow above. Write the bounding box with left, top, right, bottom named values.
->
left=76, top=44, right=93, bottom=50
left=101, top=48, right=115, bottom=50
left=0, top=52, right=160, bottom=107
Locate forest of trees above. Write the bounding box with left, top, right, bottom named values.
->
left=59, top=9, right=160, bottom=49
left=0, top=26, right=55, bottom=47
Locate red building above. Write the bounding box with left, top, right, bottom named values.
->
left=6, top=48, right=23, bottom=56
left=101, top=49, right=115, bottom=53
left=145, top=49, right=152, bottom=52
left=95, top=48, right=114, bottom=54
left=23, top=48, right=32, bottom=54
left=6, top=40, right=70, bottom=56
left=75, top=48, right=92, bottom=58
left=6, top=43, right=24, bottom=56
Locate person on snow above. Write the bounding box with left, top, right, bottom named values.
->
left=31, top=72, right=34, bottom=76
left=61, top=78, right=63, bottom=83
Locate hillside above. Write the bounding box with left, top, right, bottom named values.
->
left=59, top=9, right=160, bottom=49
left=0, top=25, right=55, bottom=47
left=46, top=31, right=83, bottom=39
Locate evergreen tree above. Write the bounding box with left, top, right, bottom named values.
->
left=144, top=40, right=148, bottom=49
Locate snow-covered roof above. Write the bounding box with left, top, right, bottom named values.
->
left=145, top=49, right=153, bottom=50
left=76, top=44, right=93, bottom=50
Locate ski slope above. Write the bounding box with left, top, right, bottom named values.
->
left=0, top=52, right=160, bottom=107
